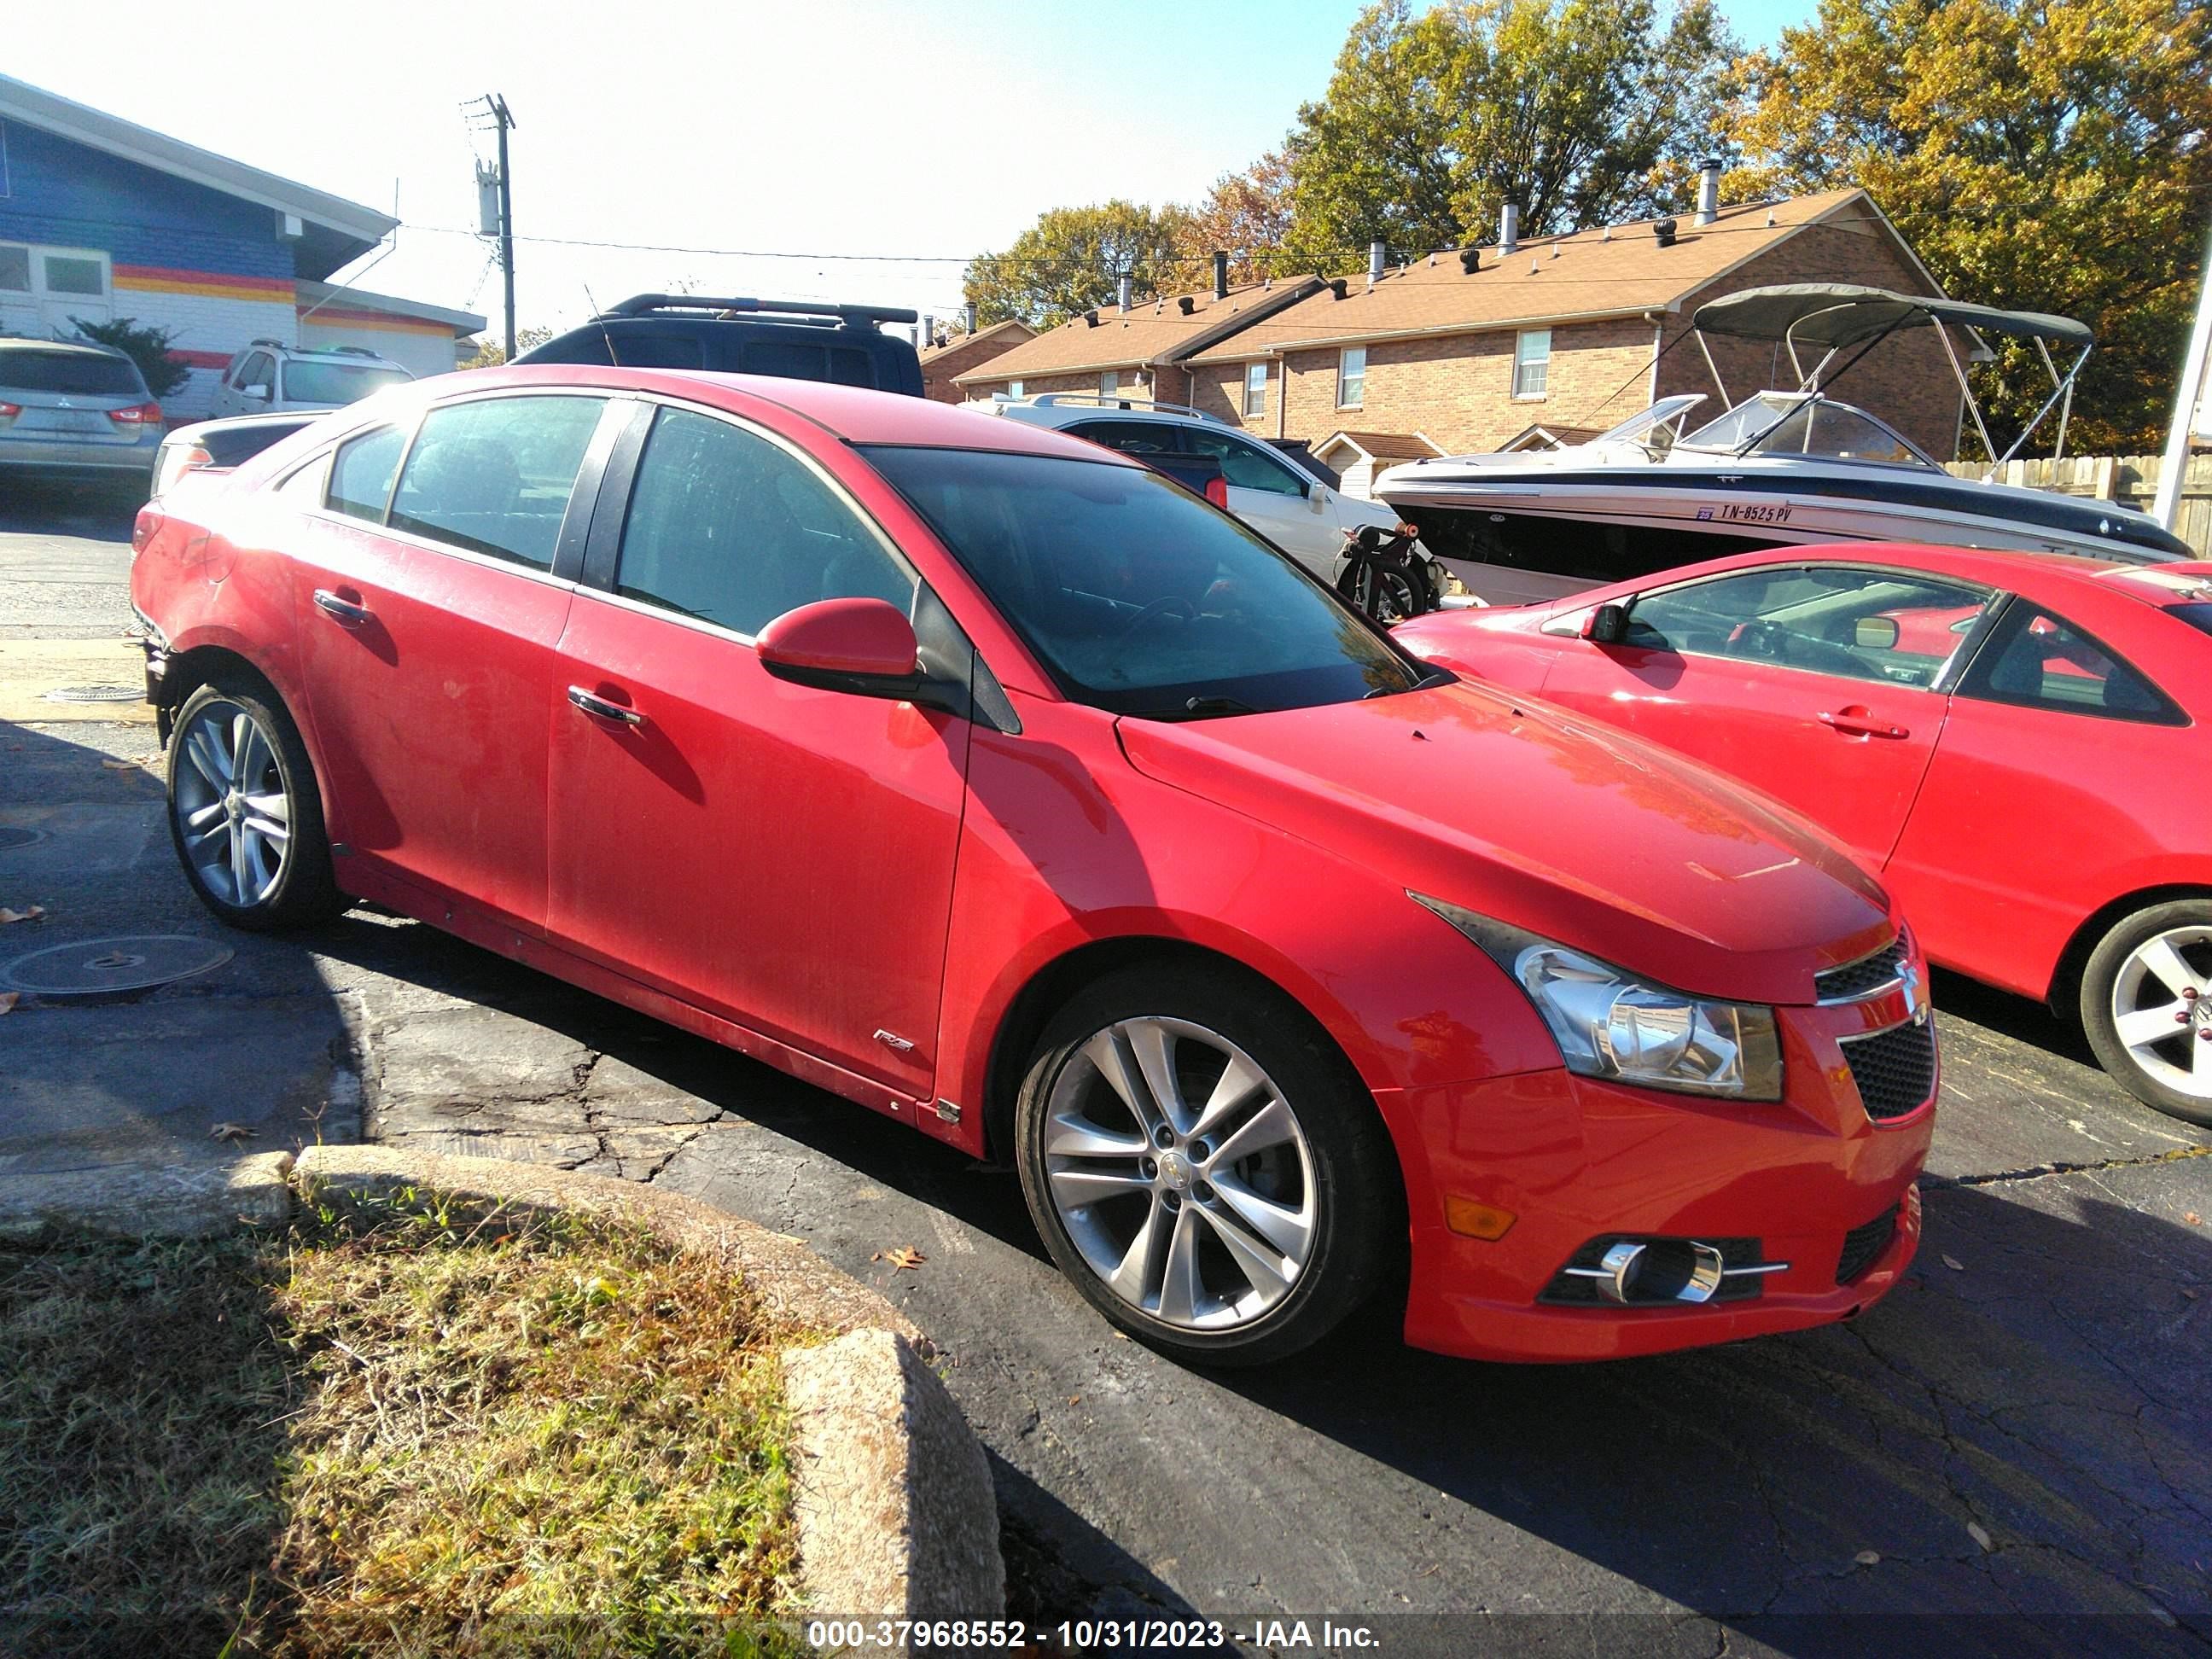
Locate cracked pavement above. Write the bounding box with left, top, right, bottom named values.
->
left=4, top=486, right=2208, bottom=1653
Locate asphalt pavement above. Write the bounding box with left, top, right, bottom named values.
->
left=2, top=478, right=2207, bottom=1656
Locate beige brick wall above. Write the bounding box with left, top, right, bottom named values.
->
left=1177, top=213, right=1965, bottom=460
left=959, top=364, right=1176, bottom=404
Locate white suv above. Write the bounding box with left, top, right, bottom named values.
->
left=208, top=340, right=413, bottom=417
left=972, top=394, right=1415, bottom=582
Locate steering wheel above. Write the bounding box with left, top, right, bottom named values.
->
left=1120, top=594, right=1197, bottom=638
left=1730, top=619, right=1791, bottom=661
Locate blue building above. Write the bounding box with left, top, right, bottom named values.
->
left=0, top=73, right=481, bottom=416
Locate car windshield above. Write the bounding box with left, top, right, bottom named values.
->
left=281, top=360, right=411, bottom=405
left=0, top=350, right=144, bottom=398
left=1679, top=393, right=1935, bottom=469
left=862, top=446, right=1426, bottom=717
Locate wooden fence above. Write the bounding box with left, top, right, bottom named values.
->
left=1941, top=453, right=2212, bottom=556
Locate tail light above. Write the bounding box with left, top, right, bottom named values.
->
left=132, top=507, right=165, bottom=555
left=152, top=444, right=212, bottom=500
left=1204, top=475, right=1229, bottom=509
left=107, top=401, right=164, bottom=426
left=0, top=401, right=19, bottom=422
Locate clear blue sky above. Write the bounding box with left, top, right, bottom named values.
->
left=9, top=0, right=1822, bottom=340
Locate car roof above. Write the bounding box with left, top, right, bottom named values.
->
left=1610, top=541, right=2189, bottom=602
left=453, top=364, right=1148, bottom=463
left=0, top=338, right=130, bottom=359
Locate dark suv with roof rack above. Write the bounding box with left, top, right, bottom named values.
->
left=516, top=294, right=924, bottom=396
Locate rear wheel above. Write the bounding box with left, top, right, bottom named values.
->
left=1014, top=963, right=1400, bottom=1366
left=2079, top=899, right=2212, bottom=1127
left=166, top=678, right=345, bottom=932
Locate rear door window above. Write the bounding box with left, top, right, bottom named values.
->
left=388, top=394, right=606, bottom=569
left=327, top=426, right=406, bottom=521
left=1185, top=430, right=1307, bottom=496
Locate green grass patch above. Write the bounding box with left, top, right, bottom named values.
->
left=0, top=1186, right=803, bottom=1656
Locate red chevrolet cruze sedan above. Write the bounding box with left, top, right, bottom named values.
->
left=130, top=367, right=1933, bottom=1365
left=1397, top=545, right=2212, bottom=1127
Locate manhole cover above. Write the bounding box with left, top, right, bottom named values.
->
left=43, top=685, right=142, bottom=704
left=1, top=934, right=233, bottom=996
left=0, top=826, right=44, bottom=853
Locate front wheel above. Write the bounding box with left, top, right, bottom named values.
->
left=166, top=678, right=346, bottom=932
left=2079, top=899, right=2212, bottom=1127
left=1014, top=963, right=1401, bottom=1366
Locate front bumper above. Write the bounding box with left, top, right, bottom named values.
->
left=1392, top=992, right=1934, bottom=1364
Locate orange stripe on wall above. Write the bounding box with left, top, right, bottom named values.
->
left=114, top=263, right=294, bottom=304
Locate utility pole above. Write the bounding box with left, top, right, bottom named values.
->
left=2152, top=219, right=2212, bottom=531
left=469, top=94, right=518, bottom=359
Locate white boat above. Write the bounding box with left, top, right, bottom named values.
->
left=1377, top=283, right=2192, bottom=606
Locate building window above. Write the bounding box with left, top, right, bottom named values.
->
left=1514, top=329, right=1551, bottom=399
left=1337, top=345, right=1366, bottom=409
left=0, top=241, right=111, bottom=331
left=42, top=254, right=105, bottom=296
left=0, top=244, right=28, bottom=292
left=1098, top=370, right=1117, bottom=399
left=1243, top=361, right=1267, bottom=418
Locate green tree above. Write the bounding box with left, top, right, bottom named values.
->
left=460, top=325, right=552, bottom=369
left=963, top=201, right=1194, bottom=329
left=68, top=317, right=190, bottom=400
left=1731, top=0, right=2212, bottom=451
left=1284, top=0, right=1739, bottom=263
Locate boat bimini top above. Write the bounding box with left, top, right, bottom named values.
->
left=1685, top=283, right=2096, bottom=475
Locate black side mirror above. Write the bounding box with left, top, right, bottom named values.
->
left=1581, top=602, right=1631, bottom=645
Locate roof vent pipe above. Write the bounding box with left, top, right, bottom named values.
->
left=1499, top=202, right=1521, bottom=257
left=963, top=301, right=976, bottom=334
left=1697, top=158, right=1721, bottom=226
left=921, top=314, right=934, bottom=347
left=1368, top=240, right=1386, bottom=291
left=1117, top=273, right=1132, bottom=313
left=1213, top=250, right=1230, bottom=300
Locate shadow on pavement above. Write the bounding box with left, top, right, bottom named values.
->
left=0, top=475, right=142, bottom=540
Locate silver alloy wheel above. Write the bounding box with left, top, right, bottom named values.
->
left=2110, top=924, right=2212, bottom=1100
left=1043, top=1016, right=1317, bottom=1330
left=172, top=699, right=291, bottom=910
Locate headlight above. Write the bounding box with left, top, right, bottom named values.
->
left=1412, top=894, right=1784, bottom=1101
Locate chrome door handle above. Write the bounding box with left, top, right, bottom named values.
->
left=567, top=685, right=643, bottom=725
left=312, top=589, right=371, bottom=626
left=1819, top=707, right=1909, bottom=740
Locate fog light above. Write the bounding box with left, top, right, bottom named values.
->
left=1445, top=1196, right=1516, bottom=1240
left=1593, top=1238, right=1726, bottom=1304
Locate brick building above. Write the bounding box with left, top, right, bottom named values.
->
left=0, top=73, right=480, bottom=417
left=953, top=275, right=1324, bottom=405
left=1180, top=189, right=1966, bottom=475
left=917, top=317, right=1033, bottom=403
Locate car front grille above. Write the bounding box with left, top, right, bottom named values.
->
left=1816, top=937, right=1906, bottom=1002
left=1836, top=1204, right=1899, bottom=1284
left=1539, top=1236, right=1768, bottom=1306
left=1839, top=1019, right=1937, bottom=1121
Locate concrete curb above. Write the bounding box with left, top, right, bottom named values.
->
left=1, top=1142, right=1004, bottom=1625
left=0, top=1150, right=294, bottom=1241
left=785, top=1329, right=1006, bottom=1628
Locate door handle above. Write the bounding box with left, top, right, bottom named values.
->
left=567, top=684, right=644, bottom=726
left=311, top=588, right=370, bottom=626
left=1819, top=707, right=1910, bottom=740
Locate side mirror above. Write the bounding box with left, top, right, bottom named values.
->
left=1581, top=602, right=1631, bottom=644
left=244, top=382, right=272, bottom=402
left=756, top=597, right=923, bottom=697
left=1854, top=615, right=1901, bottom=650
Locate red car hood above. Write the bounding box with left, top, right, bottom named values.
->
left=1116, top=680, right=1895, bottom=1007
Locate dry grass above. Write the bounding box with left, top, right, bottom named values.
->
left=0, top=1185, right=803, bottom=1657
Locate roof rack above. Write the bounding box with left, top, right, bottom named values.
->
left=603, top=294, right=919, bottom=328
left=1023, top=392, right=1229, bottom=426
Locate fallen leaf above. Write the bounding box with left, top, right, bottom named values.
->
left=100, top=758, right=137, bottom=771
left=2185, top=1288, right=2200, bottom=1300
left=1941, top=1254, right=1965, bottom=1272
left=208, top=1122, right=257, bottom=1143
left=0, top=905, right=44, bottom=924
left=1068, top=1394, right=1082, bottom=1406
left=1967, top=1522, right=1994, bottom=1552
left=1854, top=1550, right=1882, bottom=1567
left=2184, top=1213, right=2203, bottom=1227
left=0, top=992, right=17, bottom=1015
left=871, top=1245, right=926, bottom=1270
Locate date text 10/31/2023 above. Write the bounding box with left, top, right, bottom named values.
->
left=803, top=1618, right=1382, bottom=1650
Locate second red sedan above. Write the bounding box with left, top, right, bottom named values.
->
left=1398, top=545, right=2212, bottom=1126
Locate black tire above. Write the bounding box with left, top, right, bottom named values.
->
left=165, top=675, right=346, bottom=932
left=2078, top=899, right=2212, bottom=1128
left=1013, top=962, right=1402, bottom=1366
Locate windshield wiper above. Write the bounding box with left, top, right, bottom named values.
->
left=1181, top=695, right=1258, bottom=718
